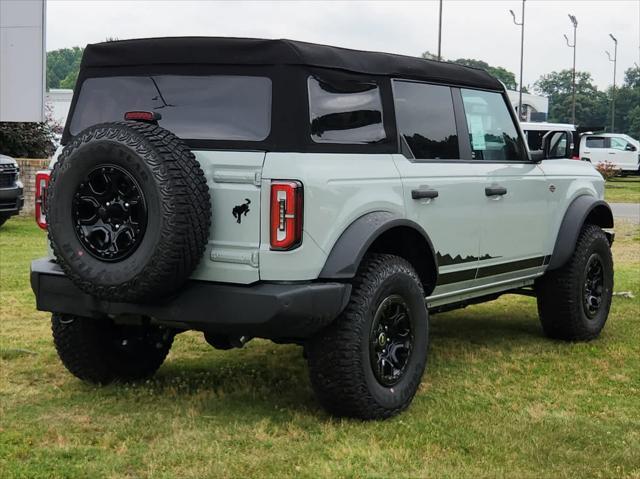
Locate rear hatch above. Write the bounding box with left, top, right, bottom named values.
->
left=63, top=73, right=272, bottom=284
left=190, top=150, right=264, bottom=284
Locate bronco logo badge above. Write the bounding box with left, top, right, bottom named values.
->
left=232, top=198, right=251, bottom=224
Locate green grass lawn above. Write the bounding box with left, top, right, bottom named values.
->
left=1, top=216, right=639, bottom=478
left=606, top=176, right=640, bottom=203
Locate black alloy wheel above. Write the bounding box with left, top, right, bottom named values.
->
left=73, top=165, right=147, bottom=262
left=369, top=294, right=413, bottom=387
left=583, top=254, right=604, bottom=319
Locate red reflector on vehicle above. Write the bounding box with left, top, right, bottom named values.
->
left=124, top=111, right=162, bottom=122
left=35, top=170, right=50, bottom=230
left=270, top=180, right=303, bottom=250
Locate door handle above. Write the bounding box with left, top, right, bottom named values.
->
left=485, top=186, right=507, bottom=197
left=411, top=188, right=439, bottom=200
left=608, top=152, right=616, bottom=155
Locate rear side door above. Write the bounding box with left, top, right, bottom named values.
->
left=581, top=135, right=609, bottom=164
left=457, top=88, right=551, bottom=282
left=391, top=80, right=484, bottom=295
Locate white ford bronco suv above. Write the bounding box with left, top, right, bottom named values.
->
left=31, top=37, right=614, bottom=420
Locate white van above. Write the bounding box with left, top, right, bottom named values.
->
left=580, top=133, right=640, bottom=174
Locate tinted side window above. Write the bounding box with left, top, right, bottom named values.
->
left=585, top=137, right=606, bottom=148
left=460, top=89, right=527, bottom=162
left=70, top=75, right=272, bottom=141
left=393, top=81, right=459, bottom=160
left=524, top=129, right=546, bottom=151
left=610, top=137, right=628, bottom=150
left=308, top=77, right=386, bottom=144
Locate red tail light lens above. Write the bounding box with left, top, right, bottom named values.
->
left=124, top=111, right=162, bottom=122
left=35, top=170, right=50, bottom=230
left=270, top=180, right=303, bottom=250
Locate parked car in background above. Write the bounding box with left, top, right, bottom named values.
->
left=521, top=121, right=577, bottom=155
left=0, top=154, right=24, bottom=227
left=579, top=133, right=640, bottom=175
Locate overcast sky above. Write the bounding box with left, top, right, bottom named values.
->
left=46, top=0, right=640, bottom=91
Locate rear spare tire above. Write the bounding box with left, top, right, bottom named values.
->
left=47, top=121, right=211, bottom=302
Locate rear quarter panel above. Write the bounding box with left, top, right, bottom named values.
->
left=259, top=153, right=404, bottom=281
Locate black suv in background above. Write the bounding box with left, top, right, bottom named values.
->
left=0, top=154, right=24, bottom=226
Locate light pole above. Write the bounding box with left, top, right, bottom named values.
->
left=606, top=34, right=618, bottom=132
left=509, top=0, right=525, bottom=120
left=564, top=14, right=578, bottom=125
left=437, top=0, right=443, bottom=61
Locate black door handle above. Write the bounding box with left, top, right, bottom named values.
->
left=412, top=188, right=439, bottom=200
left=485, top=186, right=507, bottom=196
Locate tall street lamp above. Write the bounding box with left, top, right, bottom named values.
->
left=606, top=34, right=618, bottom=132
left=437, top=0, right=443, bottom=61
left=509, top=0, right=526, bottom=120
left=564, top=14, right=578, bottom=125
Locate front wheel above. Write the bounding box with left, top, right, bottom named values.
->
left=52, top=313, right=174, bottom=384
left=306, top=254, right=429, bottom=420
left=536, top=224, right=613, bottom=341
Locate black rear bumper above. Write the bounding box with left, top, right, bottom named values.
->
left=0, top=185, right=24, bottom=215
left=30, top=258, right=351, bottom=339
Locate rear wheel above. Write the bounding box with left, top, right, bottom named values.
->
left=51, top=313, right=174, bottom=384
left=306, top=254, right=429, bottom=419
left=536, top=224, right=613, bottom=341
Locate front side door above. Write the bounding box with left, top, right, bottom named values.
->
left=609, top=136, right=638, bottom=171
left=458, top=88, right=551, bottom=284
left=391, top=80, right=484, bottom=297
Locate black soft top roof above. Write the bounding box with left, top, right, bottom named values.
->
left=81, top=37, right=503, bottom=90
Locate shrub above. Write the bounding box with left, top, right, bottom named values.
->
left=595, top=160, right=621, bottom=181
left=0, top=121, right=54, bottom=158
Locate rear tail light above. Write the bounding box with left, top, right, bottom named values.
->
left=270, top=180, right=303, bottom=250
left=35, top=170, right=50, bottom=230
left=124, top=111, right=162, bottom=123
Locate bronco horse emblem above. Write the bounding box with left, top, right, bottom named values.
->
left=232, top=198, right=251, bottom=224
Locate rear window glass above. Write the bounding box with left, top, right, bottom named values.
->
left=393, top=81, right=459, bottom=160
left=460, top=89, right=527, bottom=162
left=308, top=77, right=386, bottom=144
left=69, top=75, right=272, bottom=141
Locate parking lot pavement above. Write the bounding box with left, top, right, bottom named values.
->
left=610, top=202, right=640, bottom=224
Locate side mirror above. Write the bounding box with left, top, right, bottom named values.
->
left=625, top=144, right=637, bottom=152
left=541, top=130, right=572, bottom=159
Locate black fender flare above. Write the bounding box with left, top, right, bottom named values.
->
left=319, top=211, right=438, bottom=285
left=547, top=195, right=614, bottom=271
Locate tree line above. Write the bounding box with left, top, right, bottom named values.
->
left=45, top=46, right=640, bottom=139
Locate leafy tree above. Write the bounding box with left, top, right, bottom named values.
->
left=627, top=105, right=640, bottom=139
left=452, top=58, right=518, bottom=91
left=421, top=51, right=439, bottom=61
left=607, top=66, right=640, bottom=136
left=0, top=122, right=54, bottom=157
left=420, top=52, right=519, bottom=91
left=533, top=70, right=608, bottom=127
left=46, top=47, right=84, bottom=89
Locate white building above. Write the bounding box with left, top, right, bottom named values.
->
left=45, top=88, right=73, bottom=127
left=506, top=90, right=549, bottom=122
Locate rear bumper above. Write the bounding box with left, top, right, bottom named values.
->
left=0, top=185, right=24, bottom=215
left=30, top=258, right=351, bottom=340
